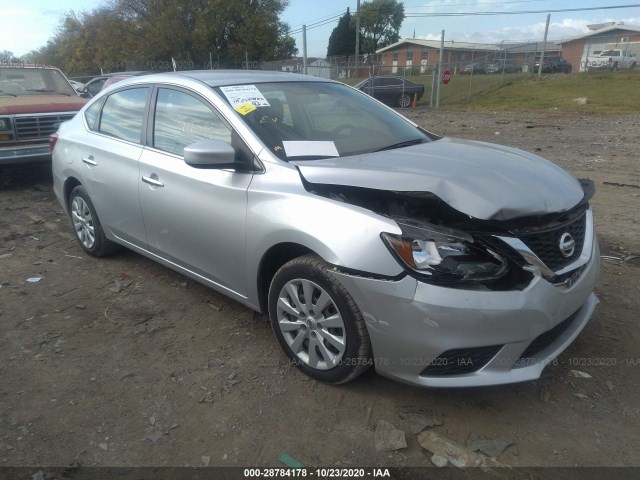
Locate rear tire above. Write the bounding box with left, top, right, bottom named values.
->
left=268, top=255, right=372, bottom=384
left=68, top=185, right=119, bottom=257
left=398, top=93, right=412, bottom=108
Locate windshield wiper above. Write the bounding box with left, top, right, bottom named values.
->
left=25, top=89, right=71, bottom=96
left=375, top=138, right=425, bottom=152
left=0, top=90, right=17, bottom=97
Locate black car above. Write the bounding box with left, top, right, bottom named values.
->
left=459, top=62, right=489, bottom=75
left=354, top=76, right=425, bottom=108
left=533, top=57, right=572, bottom=73
left=485, top=62, right=522, bottom=74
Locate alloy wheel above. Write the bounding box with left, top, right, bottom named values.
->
left=71, top=196, right=95, bottom=249
left=399, top=94, right=411, bottom=108
left=275, top=278, right=347, bottom=370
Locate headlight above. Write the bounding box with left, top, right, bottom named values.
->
left=0, top=118, right=10, bottom=131
left=381, top=218, right=508, bottom=284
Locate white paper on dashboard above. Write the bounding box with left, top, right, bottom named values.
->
left=282, top=141, right=340, bottom=158
left=219, top=85, right=270, bottom=108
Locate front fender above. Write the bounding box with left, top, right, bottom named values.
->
left=244, top=164, right=404, bottom=305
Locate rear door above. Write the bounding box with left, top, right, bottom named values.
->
left=78, top=86, right=150, bottom=246
left=138, top=86, right=253, bottom=296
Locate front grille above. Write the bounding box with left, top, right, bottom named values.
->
left=14, top=114, right=75, bottom=141
left=518, top=213, right=586, bottom=271
left=420, top=345, right=503, bottom=377
left=518, top=309, right=579, bottom=361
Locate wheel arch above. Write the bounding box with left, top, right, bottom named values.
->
left=63, top=176, right=83, bottom=213
left=256, top=242, right=315, bottom=314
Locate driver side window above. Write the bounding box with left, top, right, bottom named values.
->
left=153, top=88, right=232, bottom=156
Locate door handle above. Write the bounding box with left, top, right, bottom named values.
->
left=82, top=156, right=97, bottom=166
left=142, top=175, right=165, bottom=187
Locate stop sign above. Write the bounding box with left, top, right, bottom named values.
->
left=442, top=68, right=451, bottom=84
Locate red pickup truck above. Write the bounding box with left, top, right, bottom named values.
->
left=0, top=65, right=87, bottom=164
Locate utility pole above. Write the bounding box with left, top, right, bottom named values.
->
left=303, top=24, right=308, bottom=75
left=501, top=40, right=506, bottom=85
left=436, top=30, right=444, bottom=109
left=538, top=14, right=550, bottom=77
left=355, top=0, right=360, bottom=77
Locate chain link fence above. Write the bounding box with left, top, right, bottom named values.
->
left=65, top=33, right=638, bottom=107
left=255, top=33, right=639, bottom=108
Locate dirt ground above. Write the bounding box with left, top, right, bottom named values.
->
left=1, top=109, right=639, bottom=470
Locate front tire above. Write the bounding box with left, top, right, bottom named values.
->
left=69, top=185, right=118, bottom=257
left=268, top=255, right=372, bottom=384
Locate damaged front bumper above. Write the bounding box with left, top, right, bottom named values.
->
left=332, top=227, right=600, bottom=388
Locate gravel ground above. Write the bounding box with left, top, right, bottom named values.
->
left=0, top=109, right=639, bottom=470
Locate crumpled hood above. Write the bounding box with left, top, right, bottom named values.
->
left=293, top=137, right=584, bottom=221
left=0, top=95, right=87, bottom=115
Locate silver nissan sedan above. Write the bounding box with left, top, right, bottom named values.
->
left=51, top=71, right=599, bottom=387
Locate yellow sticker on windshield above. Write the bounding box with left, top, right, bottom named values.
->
left=235, top=102, right=257, bottom=115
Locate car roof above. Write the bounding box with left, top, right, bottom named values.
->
left=104, top=71, right=152, bottom=77
left=141, top=70, right=336, bottom=87
left=0, top=65, right=62, bottom=71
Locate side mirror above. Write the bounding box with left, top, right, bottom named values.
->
left=78, top=86, right=92, bottom=98
left=184, top=139, right=237, bottom=169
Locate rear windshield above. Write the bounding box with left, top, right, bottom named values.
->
left=0, top=68, right=76, bottom=97
left=215, top=81, right=430, bottom=160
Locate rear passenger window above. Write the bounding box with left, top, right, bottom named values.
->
left=153, top=88, right=232, bottom=156
left=84, top=99, right=103, bottom=131
left=99, top=87, right=149, bottom=143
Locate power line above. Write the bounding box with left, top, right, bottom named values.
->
left=288, top=9, right=349, bottom=30
left=285, top=3, right=640, bottom=41
left=290, top=3, right=640, bottom=33
left=288, top=13, right=344, bottom=35
left=405, top=4, right=640, bottom=17
left=404, top=0, right=549, bottom=9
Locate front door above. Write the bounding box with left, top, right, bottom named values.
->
left=138, top=87, right=253, bottom=297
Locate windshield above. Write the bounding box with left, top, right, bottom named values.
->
left=215, top=81, right=431, bottom=160
left=0, top=67, right=76, bottom=96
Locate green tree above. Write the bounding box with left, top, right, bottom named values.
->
left=359, top=0, right=404, bottom=53
left=275, top=28, right=299, bottom=59
left=23, top=0, right=295, bottom=75
left=200, top=0, right=293, bottom=65
left=327, top=9, right=356, bottom=58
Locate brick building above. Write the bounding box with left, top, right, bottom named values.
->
left=558, top=23, right=640, bottom=72
left=501, top=42, right=563, bottom=72
left=376, top=39, right=501, bottom=74
left=374, top=23, right=640, bottom=75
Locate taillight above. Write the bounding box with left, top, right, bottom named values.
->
left=49, top=133, right=59, bottom=154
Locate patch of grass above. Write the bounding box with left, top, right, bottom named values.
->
left=460, top=70, right=640, bottom=112
left=340, top=70, right=640, bottom=112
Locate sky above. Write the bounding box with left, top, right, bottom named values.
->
left=2, top=0, right=639, bottom=59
